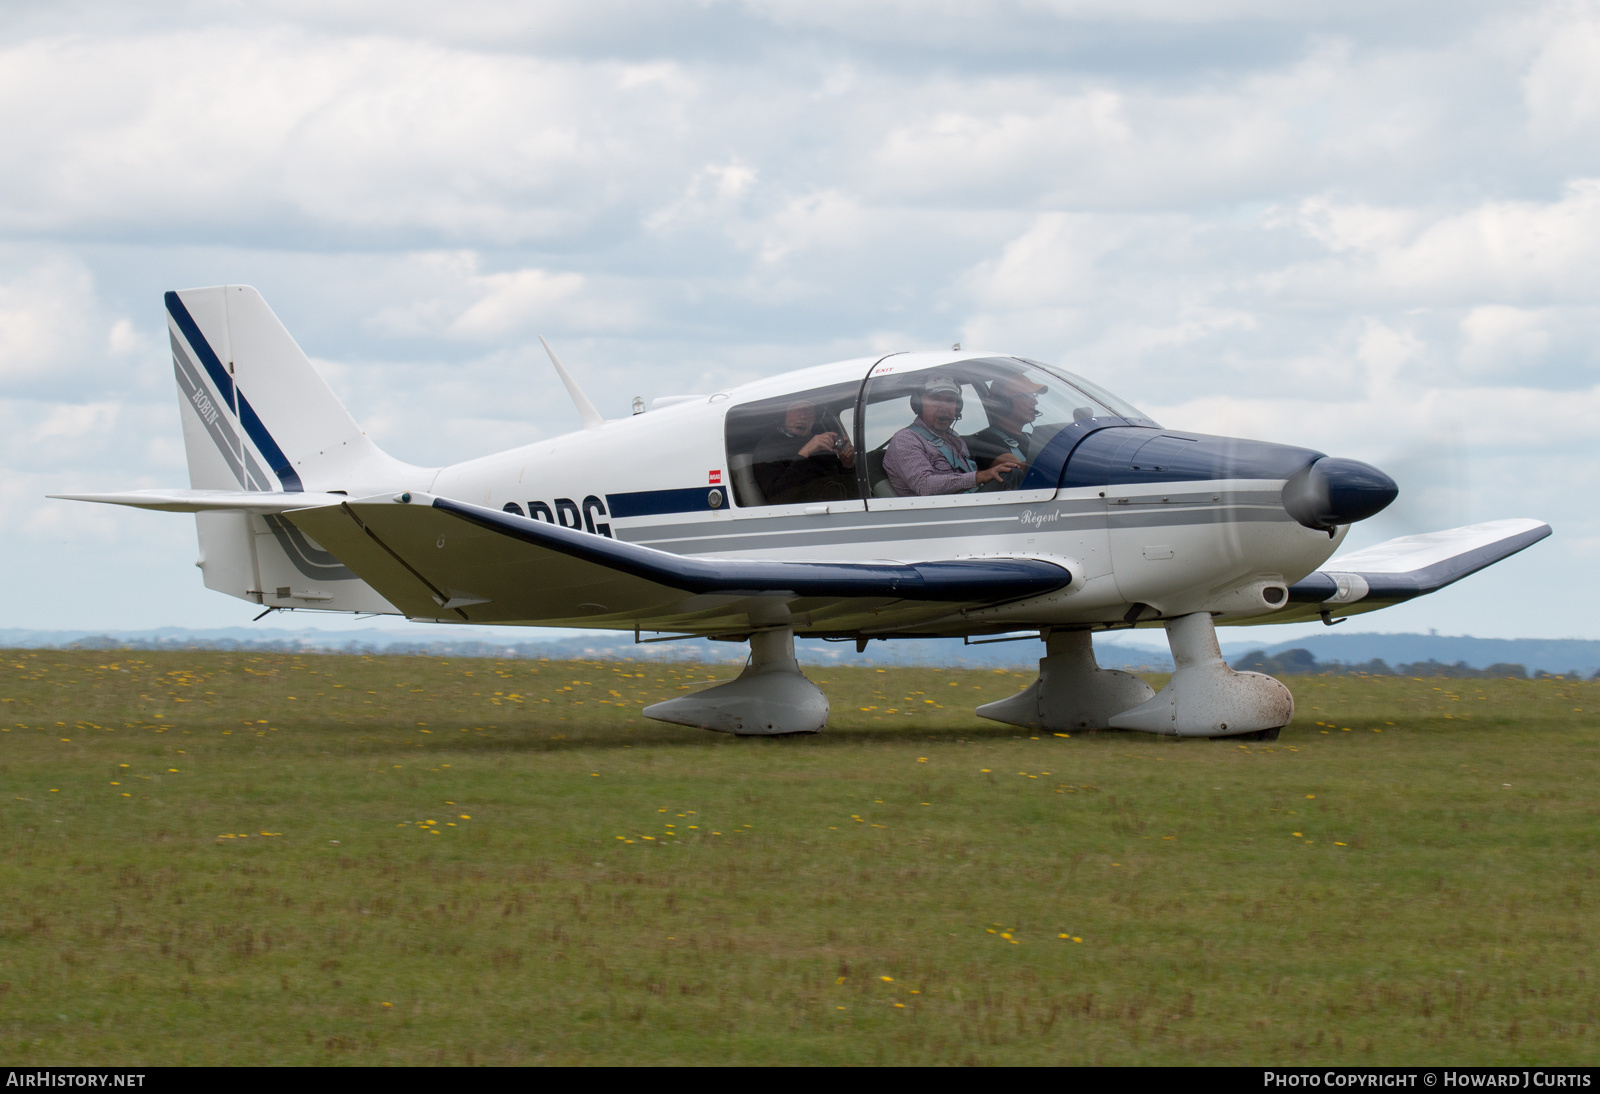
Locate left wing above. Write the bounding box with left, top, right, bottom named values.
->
left=1243, top=518, right=1551, bottom=625
left=283, top=493, right=1073, bottom=631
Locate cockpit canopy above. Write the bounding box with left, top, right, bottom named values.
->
left=724, top=356, right=1151, bottom=508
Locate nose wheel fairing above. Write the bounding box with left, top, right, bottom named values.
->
left=1108, top=613, right=1294, bottom=737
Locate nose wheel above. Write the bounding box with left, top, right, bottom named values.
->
left=1110, top=612, right=1294, bottom=738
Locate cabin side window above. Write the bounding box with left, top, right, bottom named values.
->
left=724, top=381, right=861, bottom=507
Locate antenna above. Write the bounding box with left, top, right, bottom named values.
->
left=539, top=336, right=604, bottom=432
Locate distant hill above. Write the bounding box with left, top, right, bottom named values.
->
left=0, top=626, right=1169, bottom=672
left=5, top=627, right=1594, bottom=677
left=1234, top=634, right=1600, bottom=676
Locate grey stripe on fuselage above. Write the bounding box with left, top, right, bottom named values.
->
left=171, top=334, right=246, bottom=489
left=614, top=490, right=1290, bottom=555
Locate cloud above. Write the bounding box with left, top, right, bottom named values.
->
left=0, top=29, right=702, bottom=247
left=1271, top=181, right=1600, bottom=306
left=0, top=257, right=97, bottom=386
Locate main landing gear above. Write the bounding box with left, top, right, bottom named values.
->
left=642, top=612, right=1292, bottom=740
left=976, top=630, right=1156, bottom=732
left=642, top=627, right=829, bottom=736
left=979, top=613, right=1294, bottom=739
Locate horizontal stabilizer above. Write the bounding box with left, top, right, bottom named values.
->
left=1266, top=518, right=1551, bottom=623
left=282, top=493, right=1072, bottom=627
left=51, top=489, right=353, bottom=513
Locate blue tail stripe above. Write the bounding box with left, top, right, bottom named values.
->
left=237, top=391, right=303, bottom=493
left=164, top=292, right=235, bottom=413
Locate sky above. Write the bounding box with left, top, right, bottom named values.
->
left=2, top=0, right=1595, bottom=645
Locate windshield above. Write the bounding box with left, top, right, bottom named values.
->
left=859, top=356, right=1152, bottom=498
left=1017, top=359, right=1151, bottom=422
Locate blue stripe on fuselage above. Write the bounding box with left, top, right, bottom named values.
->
left=607, top=487, right=721, bottom=518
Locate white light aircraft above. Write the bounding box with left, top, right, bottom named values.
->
left=57, top=286, right=1550, bottom=740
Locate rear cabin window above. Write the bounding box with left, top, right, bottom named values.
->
left=724, top=381, right=861, bottom=507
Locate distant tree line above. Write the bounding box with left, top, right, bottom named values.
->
left=51, top=634, right=712, bottom=661
left=29, top=635, right=1600, bottom=679
left=1229, top=648, right=1595, bottom=680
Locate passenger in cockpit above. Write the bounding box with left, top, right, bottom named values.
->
left=966, top=373, right=1046, bottom=491
left=751, top=399, right=857, bottom=504
left=883, top=376, right=1023, bottom=496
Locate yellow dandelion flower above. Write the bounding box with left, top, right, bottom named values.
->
left=880, top=976, right=894, bottom=982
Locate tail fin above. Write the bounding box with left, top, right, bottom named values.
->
left=167, top=285, right=416, bottom=494
left=166, top=285, right=430, bottom=613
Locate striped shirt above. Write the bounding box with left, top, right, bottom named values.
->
left=883, top=421, right=979, bottom=496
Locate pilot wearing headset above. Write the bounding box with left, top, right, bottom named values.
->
left=883, top=376, right=1024, bottom=496
left=966, top=372, right=1047, bottom=491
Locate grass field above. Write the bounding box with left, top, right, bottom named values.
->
left=1, top=647, right=1597, bottom=1066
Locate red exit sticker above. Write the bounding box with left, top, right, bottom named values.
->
left=709, top=470, right=722, bottom=485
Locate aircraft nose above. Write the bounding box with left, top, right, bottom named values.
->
left=1283, top=457, right=1398, bottom=532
